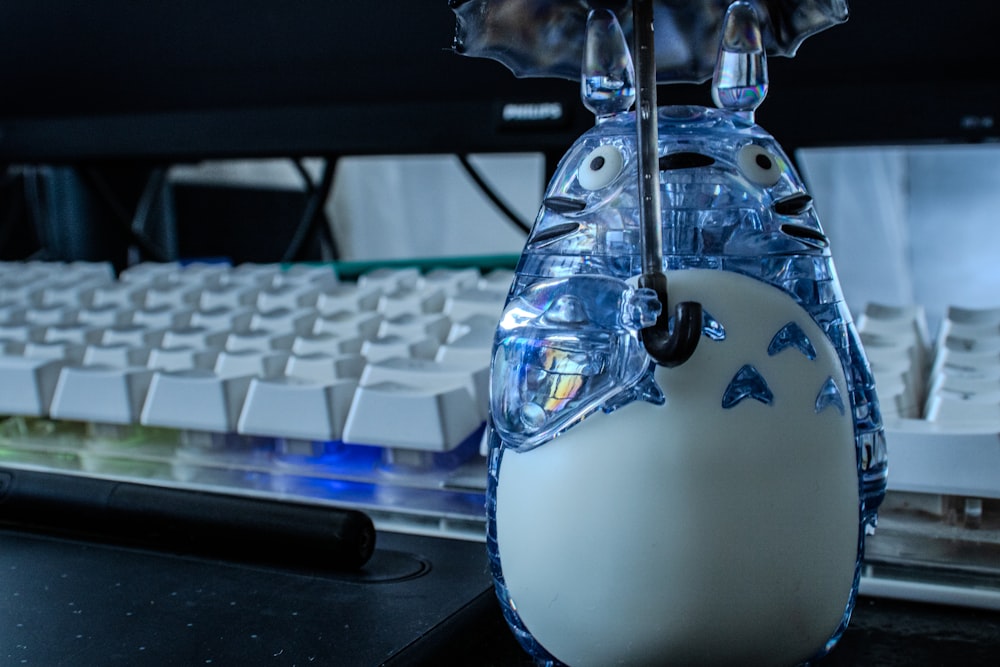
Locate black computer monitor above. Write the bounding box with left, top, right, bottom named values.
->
left=0, top=1, right=594, bottom=165
left=761, top=0, right=999, bottom=153
left=2, top=1, right=997, bottom=165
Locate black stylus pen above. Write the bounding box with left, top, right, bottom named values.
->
left=0, top=467, right=376, bottom=570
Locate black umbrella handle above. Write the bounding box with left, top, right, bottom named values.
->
left=633, top=0, right=701, bottom=367
left=639, top=271, right=703, bottom=368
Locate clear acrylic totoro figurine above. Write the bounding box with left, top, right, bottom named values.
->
left=483, top=2, right=887, bottom=666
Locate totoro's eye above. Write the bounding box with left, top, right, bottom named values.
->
left=737, top=144, right=782, bottom=186
left=578, top=144, right=624, bottom=191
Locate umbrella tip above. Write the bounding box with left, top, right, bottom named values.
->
left=580, top=8, right=635, bottom=122
left=711, top=1, right=769, bottom=120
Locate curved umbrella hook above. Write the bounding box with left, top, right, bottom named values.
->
left=640, top=272, right=703, bottom=368
left=632, top=0, right=702, bottom=367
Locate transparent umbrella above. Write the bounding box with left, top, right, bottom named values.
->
left=450, top=0, right=848, bottom=84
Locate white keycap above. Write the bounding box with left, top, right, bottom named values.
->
left=315, top=283, right=381, bottom=314
left=945, top=305, right=1000, bottom=330
left=360, top=335, right=438, bottom=363
left=312, top=311, right=382, bottom=340
left=86, top=282, right=145, bottom=309
left=176, top=262, right=231, bottom=287
left=377, top=313, right=452, bottom=343
left=160, top=326, right=228, bottom=350
left=281, top=332, right=364, bottom=357
left=132, top=304, right=191, bottom=329
left=43, top=323, right=104, bottom=345
left=102, top=324, right=160, bottom=348
left=0, top=280, right=43, bottom=306
left=142, top=283, right=200, bottom=310
left=119, top=261, right=184, bottom=285
left=859, top=302, right=930, bottom=344
left=928, top=373, right=1000, bottom=397
left=141, top=370, right=253, bottom=432
left=67, top=261, right=116, bottom=282
left=214, top=349, right=288, bottom=379
left=77, top=304, right=132, bottom=328
left=229, top=263, right=283, bottom=286
left=359, top=357, right=489, bottom=419
left=83, top=343, right=151, bottom=368
left=343, top=381, right=481, bottom=452
left=146, top=346, right=218, bottom=372
left=376, top=288, right=446, bottom=318
left=924, top=391, right=1000, bottom=425
left=930, top=348, right=1000, bottom=380
left=276, top=264, right=336, bottom=286
left=189, top=306, right=254, bottom=332
left=255, top=284, right=320, bottom=311
left=23, top=341, right=86, bottom=364
left=0, top=355, right=65, bottom=416
left=942, top=333, right=1000, bottom=354
left=357, top=267, right=421, bottom=292
left=284, top=353, right=365, bottom=383
left=225, top=329, right=278, bottom=353
left=24, top=305, right=76, bottom=326
left=249, top=307, right=316, bottom=335
left=237, top=376, right=357, bottom=441
left=39, top=278, right=106, bottom=308
left=197, top=284, right=259, bottom=310
left=49, top=365, right=155, bottom=424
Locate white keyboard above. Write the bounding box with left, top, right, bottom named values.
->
left=0, top=260, right=511, bottom=538
left=858, top=301, right=1000, bottom=504
left=5, top=266, right=1000, bottom=603
left=857, top=303, right=1000, bottom=610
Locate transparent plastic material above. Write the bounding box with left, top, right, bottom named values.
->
left=581, top=9, right=635, bottom=120
left=487, top=105, right=887, bottom=666
left=452, top=0, right=848, bottom=83
left=491, top=275, right=662, bottom=451
left=712, top=1, right=768, bottom=114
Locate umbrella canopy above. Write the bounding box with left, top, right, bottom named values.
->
left=451, top=0, right=848, bottom=83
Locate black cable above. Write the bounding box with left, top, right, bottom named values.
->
left=456, top=154, right=532, bottom=234
left=78, top=167, right=170, bottom=263
left=316, top=203, right=340, bottom=262
left=292, top=159, right=317, bottom=195
left=131, top=167, right=173, bottom=259
left=281, top=157, right=338, bottom=263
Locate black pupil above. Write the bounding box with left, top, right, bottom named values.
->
left=755, top=153, right=773, bottom=170
left=590, top=156, right=606, bottom=171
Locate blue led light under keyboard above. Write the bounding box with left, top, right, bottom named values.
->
left=0, top=259, right=512, bottom=539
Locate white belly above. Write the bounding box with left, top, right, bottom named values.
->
left=494, top=270, right=861, bottom=666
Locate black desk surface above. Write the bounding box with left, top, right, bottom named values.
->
left=3, top=527, right=1000, bottom=666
